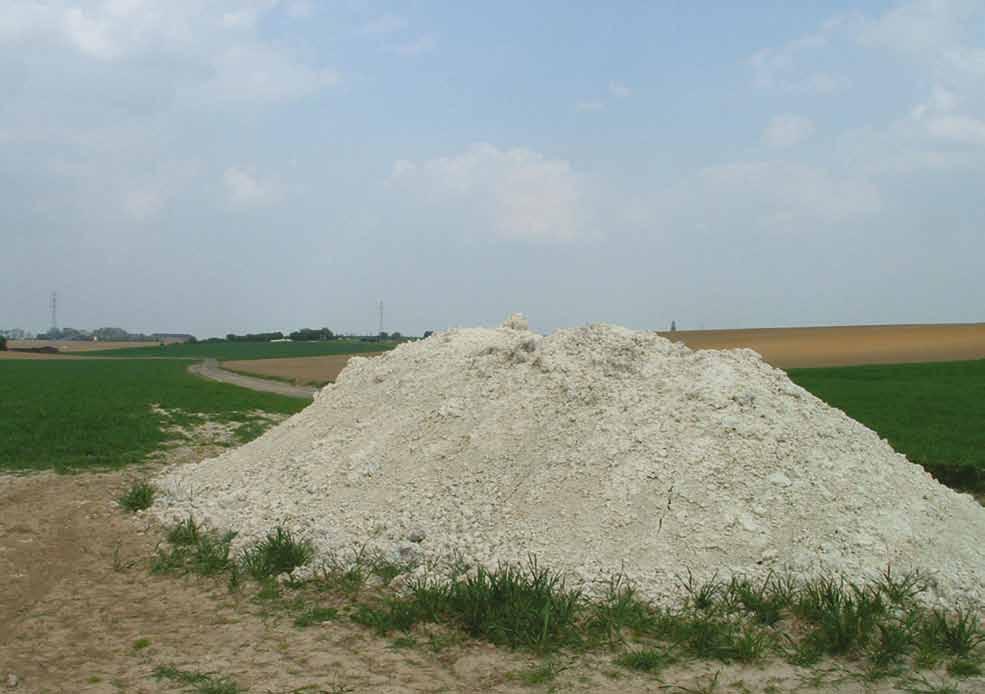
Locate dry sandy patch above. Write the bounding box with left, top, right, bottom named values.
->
left=221, top=354, right=380, bottom=386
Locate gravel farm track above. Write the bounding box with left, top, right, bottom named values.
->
left=3, top=324, right=985, bottom=693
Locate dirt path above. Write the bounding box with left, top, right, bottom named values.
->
left=189, top=358, right=317, bottom=400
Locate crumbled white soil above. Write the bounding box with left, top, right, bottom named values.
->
left=153, top=319, right=985, bottom=608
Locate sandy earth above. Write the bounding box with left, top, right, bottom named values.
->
left=660, top=323, right=985, bottom=369
left=221, top=354, right=381, bottom=386
left=190, top=359, right=317, bottom=400
left=1, top=449, right=978, bottom=693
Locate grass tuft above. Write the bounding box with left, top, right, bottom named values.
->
left=152, top=665, right=243, bottom=694
left=615, top=648, right=674, bottom=673
left=117, top=481, right=155, bottom=512
left=240, top=527, right=314, bottom=580
left=167, top=516, right=202, bottom=547
left=293, top=606, right=339, bottom=628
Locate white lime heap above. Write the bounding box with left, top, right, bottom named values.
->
left=154, top=316, right=985, bottom=608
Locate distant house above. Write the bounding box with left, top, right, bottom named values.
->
left=151, top=334, right=195, bottom=344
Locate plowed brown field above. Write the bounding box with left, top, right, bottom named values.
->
left=660, top=323, right=985, bottom=368
left=218, top=323, right=985, bottom=384
left=221, top=353, right=379, bottom=386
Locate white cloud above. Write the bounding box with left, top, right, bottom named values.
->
left=910, top=86, right=985, bottom=146
left=390, top=143, right=584, bottom=242
left=860, top=0, right=985, bottom=76
left=660, top=161, right=881, bottom=230
left=63, top=7, right=119, bottom=59
left=763, top=114, right=816, bottom=148
left=749, top=15, right=858, bottom=94
left=925, top=114, right=985, bottom=145
left=609, top=81, right=632, bottom=98
left=575, top=100, right=604, bottom=112
left=2, top=1, right=339, bottom=103
left=388, top=35, right=436, bottom=56
left=124, top=188, right=166, bottom=221
left=285, top=0, right=313, bottom=19
left=204, top=44, right=339, bottom=102
left=224, top=166, right=283, bottom=207
left=362, top=13, right=407, bottom=36
left=222, top=9, right=260, bottom=29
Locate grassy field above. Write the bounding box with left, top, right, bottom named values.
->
left=0, top=360, right=306, bottom=473
left=789, top=358, right=985, bottom=491
left=81, top=339, right=396, bottom=360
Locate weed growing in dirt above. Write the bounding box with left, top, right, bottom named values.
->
left=152, top=665, right=243, bottom=694
left=517, top=659, right=565, bottom=685
left=240, top=527, right=314, bottom=580
left=407, top=559, right=584, bottom=652
left=615, top=647, right=675, bottom=673
left=167, top=516, right=202, bottom=546
left=923, top=609, right=985, bottom=658
left=293, top=606, right=338, bottom=628
left=948, top=657, right=984, bottom=677
left=151, top=522, right=236, bottom=577
left=118, top=481, right=155, bottom=512
left=147, top=522, right=985, bottom=685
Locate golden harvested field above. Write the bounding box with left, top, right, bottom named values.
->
left=219, top=323, right=985, bottom=384
left=8, top=340, right=164, bottom=352
left=221, top=354, right=380, bottom=386
left=659, top=322, right=985, bottom=368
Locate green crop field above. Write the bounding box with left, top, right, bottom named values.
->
left=0, top=360, right=306, bottom=473
left=789, top=358, right=985, bottom=492
left=82, top=340, right=396, bottom=360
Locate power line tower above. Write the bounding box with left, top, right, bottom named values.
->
left=49, top=292, right=58, bottom=333
left=378, top=300, right=384, bottom=337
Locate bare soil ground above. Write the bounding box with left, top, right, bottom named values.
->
left=217, top=324, right=985, bottom=385
left=8, top=340, right=166, bottom=353
left=221, top=354, right=380, bottom=386
left=190, top=359, right=317, bottom=399
left=660, top=323, right=985, bottom=368
left=2, top=441, right=977, bottom=693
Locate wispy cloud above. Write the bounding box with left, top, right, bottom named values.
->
left=362, top=12, right=407, bottom=36
left=575, top=100, right=604, bottom=113
left=763, top=114, right=816, bottom=148
left=609, top=81, right=632, bottom=98
left=224, top=166, right=285, bottom=208
left=387, top=34, right=436, bottom=56
left=390, top=143, right=586, bottom=242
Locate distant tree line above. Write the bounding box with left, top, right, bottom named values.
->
left=289, top=327, right=335, bottom=341
left=212, top=328, right=422, bottom=343
left=37, top=327, right=193, bottom=342
left=224, top=331, right=286, bottom=342
left=0, top=335, right=6, bottom=351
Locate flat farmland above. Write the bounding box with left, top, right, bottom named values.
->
left=8, top=339, right=164, bottom=352
left=84, top=339, right=396, bottom=360
left=221, top=353, right=379, bottom=386
left=661, top=322, right=985, bottom=368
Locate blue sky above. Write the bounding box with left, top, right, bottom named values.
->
left=2, top=0, right=983, bottom=337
